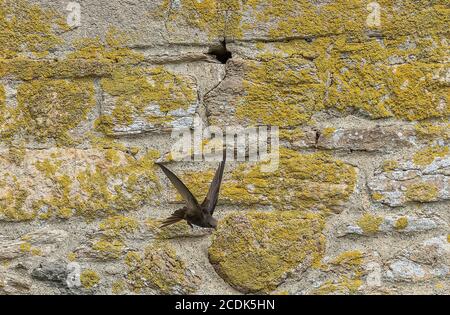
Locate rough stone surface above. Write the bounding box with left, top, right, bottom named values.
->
left=209, top=211, right=325, bottom=293
left=0, top=0, right=448, bottom=295
left=369, top=150, right=450, bottom=207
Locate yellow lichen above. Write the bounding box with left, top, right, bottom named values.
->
left=0, top=84, right=7, bottom=130
left=7, top=144, right=26, bottom=165
left=126, top=242, right=200, bottom=294
left=0, top=178, right=34, bottom=221
left=80, top=269, right=100, bottom=289
left=415, top=122, right=450, bottom=141
left=331, top=251, right=364, bottom=268
left=180, top=148, right=356, bottom=214
left=31, top=248, right=42, bottom=256
left=98, top=66, right=196, bottom=134
left=0, top=0, right=67, bottom=59
left=209, top=211, right=326, bottom=293
left=315, top=276, right=363, bottom=295
left=235, top=30, right=448, bottom=128
left=413, top=146, right=449, bottom=166
left=15, top=79, right=95, bottom=144
left=0, top=27, right=142, bottom=81
left=279, top=128, right=305, bottom=142
left=406, top=183, right=439, bottom=203
left=314, top=250, right=364, bottom=295
left=112, top=280, right=125, bottom=295
left=322, top=128, right=336, bottom=139
left=35, top=159, right=61, bottom=178
left=158, top=0, right=243, bottom=39
left=236, top=51, right=324, bottom=128
left=0, top=84, right=4, bottom=108
left=314, top=280, right=338, bottom=295
left=0, top=148, right=160, bottom=222
left=32, top=149, right=160, bottom=221
left=356, top=213, right=383, bottom=234
left=92, top=239, right=124, bottom=259
left=247, top=0, right=448, bottom=39
left=19, top=242, right=31, bottom=253
left=67, top=252, right=77, bottom=262
left=382, top=160, right=399, bottom=172
left=99, top=215, right=139, bottom=238
left=394, top=217, right=409, bottom=230
left=146, top=219, right=195, bottom=239
left=371, top=192, right=384, bottom=202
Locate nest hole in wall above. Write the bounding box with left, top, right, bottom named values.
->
left=208, top=40, right=232, bottom=64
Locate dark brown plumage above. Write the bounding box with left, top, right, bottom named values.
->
left=156, top=154, right=226, bottom=229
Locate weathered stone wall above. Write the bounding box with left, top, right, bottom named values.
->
left=0, top=0, right=448, bottom=295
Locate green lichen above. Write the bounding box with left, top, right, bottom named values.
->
left=406, top=183, right=439, bottom=203
left=19, top=241, right=41, bottom=256
left=209, top=211, right=326, bottom=293
left=180, top=148, right=356, bottom=214
left=394, top=217, right=409, bottom=230
left=125, top=242, right=200, bottom=294
left=356, top=213, right=383, bottom=234
left=413, top=145, right=449, bottom=166
left=80, top=269, right=100, bottom=289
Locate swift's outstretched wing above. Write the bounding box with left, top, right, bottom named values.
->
left=201, top=153, right=226, bottom=214
left=157, top=163, right=200, bottom=212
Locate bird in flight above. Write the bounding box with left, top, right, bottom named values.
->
left=156, top=154, right=226, bottom=229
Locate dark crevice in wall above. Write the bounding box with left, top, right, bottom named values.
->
left=208, top=40, right=232, bottom=64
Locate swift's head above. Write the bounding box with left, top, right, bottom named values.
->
left=207, top=216, right=218, bottom=229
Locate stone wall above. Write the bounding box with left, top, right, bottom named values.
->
left=0, top=0, right=448, bottom=295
